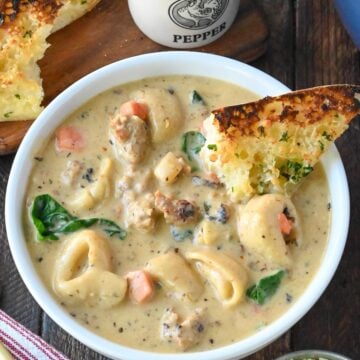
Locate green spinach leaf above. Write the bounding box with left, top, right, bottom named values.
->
left=181, top=131, right=206, bottom=164
left=246, top=270, right=285, bottom=305
left=190, top=90, right=206, bottom=105
left=203, top=202, right=229, bottom=224
left=170, top=226, right=193, bottom=242
left=31, top=194, right=126, bottom=241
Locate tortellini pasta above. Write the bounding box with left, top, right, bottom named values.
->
left=237, top=193, right=302, bottom=267
left=0, top=342, right=13, bottom=360
left=194, top=219, right=225, bottom=245
left=145, top=251, right=203, bottom=301
left=53, top=230, right=127, bottom=308
left=131, top=88, right=183, bottom=143
left=69, top=157, right=113, bottom=212
left=185, top=249, right=248, bottom=307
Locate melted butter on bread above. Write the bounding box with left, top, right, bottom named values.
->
left=0, top=0, right=101, bottom=122
left=200, top=85, right=360, bottom=202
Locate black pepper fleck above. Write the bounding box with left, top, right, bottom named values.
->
left=286, top=293, right=293, bottom=303
left=82, top=168, right=94, bottom=183
left=197, top=323, right=204, bottom=332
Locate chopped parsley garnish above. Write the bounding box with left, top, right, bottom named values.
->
left=257, top=181, right=265, bottom=194
left=23, top=30, right=33, bottom=38
left=258, top=126, right=265, bottom=136
left=4, top=111, right=13, bottom=118
left=279, top=131, right=289, bottom=142
left=207, top=144, right=217, bottom=151
left=319, top=140, right=325, bottom=151
left=280, top=160, right=314, bottom=183
left=302, top=165, right=314, bottom=176
left=15, top=94, right=21, bottom=99
left=190, top=90, right=205, bottom=105
left=322, top=131, right=333, bottom=141
left=203, top=202, right=211, bottom=213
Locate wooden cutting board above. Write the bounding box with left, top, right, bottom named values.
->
left=0, top=0, right=268, bottom=155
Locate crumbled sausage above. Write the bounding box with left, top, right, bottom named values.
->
left=161, top=308, right=205, bottom=350
left=110, top=114, right=150, bottom=164
left=125, top=192, right=156, bottom=233
left=154, top=191, right=198, bottom=225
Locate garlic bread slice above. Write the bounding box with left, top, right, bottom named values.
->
left=0, top=0, right=101, bottom=122
left=200, top=85, right=360, bottom=202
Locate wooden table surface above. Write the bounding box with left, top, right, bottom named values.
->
left=0, top=0, right=359, bottom=359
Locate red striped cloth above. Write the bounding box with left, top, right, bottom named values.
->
left=0, top=310, right=69, bottom=360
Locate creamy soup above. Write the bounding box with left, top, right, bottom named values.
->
left=25, top=75, right=330, bottom=353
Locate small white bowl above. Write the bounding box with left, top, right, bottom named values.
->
left=276, top=350, right=352, bottom=360
left=5, top=52, right=350, bottom=360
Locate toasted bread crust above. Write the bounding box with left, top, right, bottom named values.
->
left=0, top=0, right=101, bottom=122
left=200, top=85, right=360, bottom=202
left=212, top=85, right=360, bottom=137
left=0, top=0, right=61, bottom=27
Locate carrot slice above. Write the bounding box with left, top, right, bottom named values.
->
left=127, top=270, right=154, bottom=304
left=56, top=126, right=85, bottom=152
left=278, top=212, right=293, bottom=235
left=120, top=100, right=148, bottom=121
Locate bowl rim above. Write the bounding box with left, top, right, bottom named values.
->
left=5, top=51, right=350, bottom=360
left=275, top=349, right=352, bottom=360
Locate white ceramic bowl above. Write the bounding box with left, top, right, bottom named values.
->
left=275, top=350, right=352, bottom=360
left=5, top=52, right=350, bottom=360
